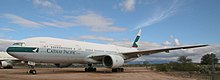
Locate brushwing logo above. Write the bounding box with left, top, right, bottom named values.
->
left=33, top=48, right=39, bottom=53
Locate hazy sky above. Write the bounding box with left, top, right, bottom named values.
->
left=0, top=0, right=219, bottom=45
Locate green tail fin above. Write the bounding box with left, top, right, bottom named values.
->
left=132, top=29, right=141, bottom=48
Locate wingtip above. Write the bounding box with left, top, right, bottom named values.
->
left=137, top=29, right=141, bottom=36
left=197, top=44, right=209, bottom=47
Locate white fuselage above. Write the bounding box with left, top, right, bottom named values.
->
left=7, top=37, right=138, bottom=64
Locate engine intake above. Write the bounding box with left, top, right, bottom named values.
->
left=0, top=61, right=13, bottom=69
left=102, top=55, right=124, bottom=68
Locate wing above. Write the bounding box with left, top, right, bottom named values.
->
left=87, top=44, right=208, bottom=63
left=121, top=44, right=208, bottom=59
left=0, top=58, right=19, bottom=61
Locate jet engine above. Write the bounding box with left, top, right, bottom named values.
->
left=102, top=55, right=124, bottom=68
left=0, top=61, right=13, bottom=69
left=54, top=63, right=72, bottom=68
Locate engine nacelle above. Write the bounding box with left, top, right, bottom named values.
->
left=0, top=61, right=13, bottom=68
left=54, top=63, right=72, bottom=68
left=102, top=55, right=124, bottom=68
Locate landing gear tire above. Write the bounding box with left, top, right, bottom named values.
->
left=112, top=68, right=124, bottom=72
left=29, top=69, right=37, bottom=74
left=3, top=66, right=13, bottom=69
left=85, top=67, right=96, bottom=72
left=27, top=61, right=36, bottom=75
left=85, top=64, right=96, bottom=72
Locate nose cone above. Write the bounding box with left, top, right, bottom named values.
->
left=6, top=47, right=20, bottom=57
left=6, top=47, right=14, bottom=52
left=6, top=47, right=15, bottom=58
left=6, top=47, right=14, bottom=54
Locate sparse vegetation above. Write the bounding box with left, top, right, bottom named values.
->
left=155, top=64, right=169, bottom=72
left=201, top=53, right=218, bottom=65
left=152, top=56, right=199, bottom=72
left=145, top=54, right=220, bottom=80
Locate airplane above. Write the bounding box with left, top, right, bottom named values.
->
left=0, top=51, right=19, bottom=69
left=0, top=40, right=21, bottom=69
left=6, top=29, right=208, bottom=74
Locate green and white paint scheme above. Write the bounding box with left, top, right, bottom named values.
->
left=6, top=30, right=208, bottom=73
left=132, top=29, right=141, bottom=48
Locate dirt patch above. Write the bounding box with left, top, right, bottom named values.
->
left=0, top=67, right=197, bottom=80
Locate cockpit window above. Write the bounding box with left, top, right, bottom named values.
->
left=12, top=42, right=25, bottom=46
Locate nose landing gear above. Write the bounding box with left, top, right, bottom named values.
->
left=27, top=61, right=37, bottom=75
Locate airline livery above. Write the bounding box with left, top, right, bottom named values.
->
left=6, top=30, right=208, bottom=74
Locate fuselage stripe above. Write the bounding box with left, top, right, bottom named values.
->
left=6, top=47, right=38, bottom=53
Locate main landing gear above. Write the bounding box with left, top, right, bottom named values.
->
left=84, top=64, right=124, bottom=72
left=3, top=66, right=13, bottom=69
left=112, top=68, right=124, bottom=72
left=85, top=64, right=96, bottom=72
left=27, top=61, right=37, bottom=75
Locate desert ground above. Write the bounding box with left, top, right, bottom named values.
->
left=0, top=67, right=200, bottom=80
